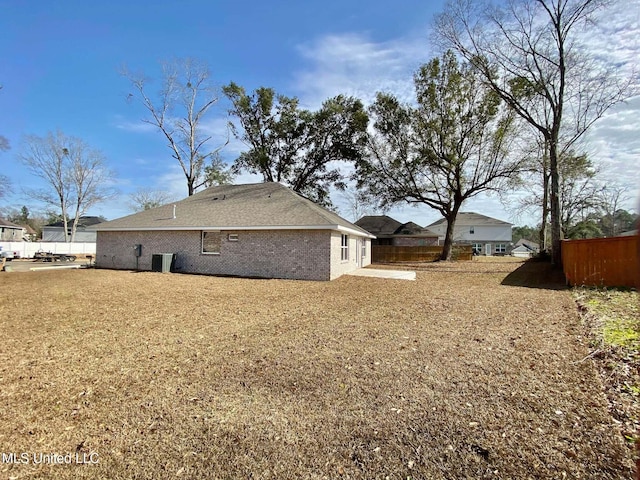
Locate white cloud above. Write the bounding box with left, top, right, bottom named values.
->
left=293, top=32, right=428, bottom=109
left=585, top=97, right=640, bottom=177
left=113, top=117, right=157, bottom=134
left=582, top=0, right=640, bottom=74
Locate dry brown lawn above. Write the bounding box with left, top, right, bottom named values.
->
left=0, top=261, right=632, bottom=479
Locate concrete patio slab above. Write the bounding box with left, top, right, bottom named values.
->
left=346, top=268, right=416, bottom=281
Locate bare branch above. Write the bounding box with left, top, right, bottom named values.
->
left=122, top=58, right=227, bottom=196
left=18, top=131, right=116, bottom=242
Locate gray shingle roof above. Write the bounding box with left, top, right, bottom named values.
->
left=94, top=182, right=374, bottom=237
left=393, top=222, right=438, bottom=237
left=355, top=215, right=403, bottom=236
left=0, top=218, right=23, bottom=229
left=425, top=212, right=512, bottom=228
left=46, top=216, right=105, bottom=228
left=515, top=238, right=540, bottom=250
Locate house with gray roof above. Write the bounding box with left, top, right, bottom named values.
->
left=425, top=212, right=513, bottom=255
left=42, top=216, right=105, bottom=242
left=93, top=182, right=375, bottom=281
left=0, top=218, right=24, bottom=241
left=355, top=215, right=438, bottom=246
left=511, top=238, right=540, bottom=257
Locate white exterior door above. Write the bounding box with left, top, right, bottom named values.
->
left=485, top=243, right=492, bottom=256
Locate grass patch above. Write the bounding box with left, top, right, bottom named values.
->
left=0, top=265, right=632, bottom=479
left=604, top=320, right=639, bottom=348
left=574, top=287, right=640, bottom=455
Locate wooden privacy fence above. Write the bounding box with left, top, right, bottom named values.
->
left=562, top=235, right=639, bottom=288
left=372, top=245, right=473, bottom=263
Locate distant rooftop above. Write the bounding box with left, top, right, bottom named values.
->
left=46, top=216, right=105, bottom=228
left=355, top=215, right=403, bottom=236
left=426, top=212, right=512, bottom=227
left=0, top=218, right=23, bottom=229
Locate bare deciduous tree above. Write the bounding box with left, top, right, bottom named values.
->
left=436, top=0, right=635, bottom=264
left=123, top=58, right=230, bottom=196
left=19, top=131, right=116, bottom=242
left=0, top=176, right=11, bottom=199
left=128, top=188, right=174, bottom=212
left=598, top=184, right=631, bottom=236
left=0, top=134, right=11, bottom=199
left=338, top=187, right=381, bottom=222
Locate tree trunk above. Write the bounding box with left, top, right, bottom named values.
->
left=70, top=214, right=79, bottom=243
left=540, top=178, right=549, bottom=251
left=549, top=142, right=562, bottom=265
left=440, top=207, right=460, bottom=261
left=539, top=145, right=550, bottom=251
left=187, top=176, right=195, bottom=196
left=61, top=205, right=70, bottom=243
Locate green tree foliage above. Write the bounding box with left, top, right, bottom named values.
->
left=355, top=51, right=522, bottom=260
left=223, top=82, right=369, bottom=206
left=11, top=206, right=30, bottom=225
left=598, top=209, right=638, bottom=238
left=566, top=216, right=603, bottom=239
left=203, top=153, right=235, bottom=188
left=512, top=225, right=539, bottom=243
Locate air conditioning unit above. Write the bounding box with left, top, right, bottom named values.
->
left=152, top=253, right=176, bottom=273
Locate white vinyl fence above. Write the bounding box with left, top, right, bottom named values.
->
left=0, top=241, right=96, bottom=258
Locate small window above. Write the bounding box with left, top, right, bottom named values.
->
left=361, top=241, right=366, bottom=258
left=495, top=244, right=506, bottom=254
left=341, top=234, right=349, bottom=261
left=470, top=226, right=475, bottom=234
left=472, top=243, right=482, bottom=254
left=228, top=233, right=239, bottom=242
left=202, top=231, right=221, bottom=254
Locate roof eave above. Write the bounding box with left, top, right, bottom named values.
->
left=94, top=224, right=376, bottom=239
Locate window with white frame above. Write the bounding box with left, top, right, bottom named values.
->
left=202, top=231, right=221, bottom=254
left=472, top=243, right=482, bottom=254
left=469, top=226, right=475, bottom=234
left=341, top=234, right=349, bottom=261
left=495, top=243, right=506, bottom=254
left=361, top=240, right=366, bottom=258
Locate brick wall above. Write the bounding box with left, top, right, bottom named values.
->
left=96, top=229, right=336, bottom=281
left=329, top=232, right=371, bottom=280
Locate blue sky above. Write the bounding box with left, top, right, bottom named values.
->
left=1, top=0, right=638, bottom=228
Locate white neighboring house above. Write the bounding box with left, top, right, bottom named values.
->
left=42, top=216, right=105, bottom=242
left=0, top=218, right=25, bottom=241
left=511, top=238, right=540, bottom=258
left=425, top=212, right=513, bottom=255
